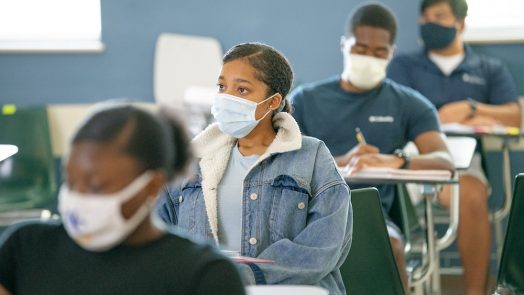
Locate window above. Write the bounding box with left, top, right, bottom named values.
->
left=0, top=0, right=103, bottom=52
left=464, top=0, right=524, bottom=43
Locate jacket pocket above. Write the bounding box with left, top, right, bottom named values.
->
left=269, top=175, right=310, bottom=242
left=177, top=181, right=202, bottom=231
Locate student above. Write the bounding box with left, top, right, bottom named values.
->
left=0, top=104, right=245, bottom=295
left=387, top=0, right=520, bottom=293
left=289, top=3, right=454, bottom=290
left=157, top=42, right=352, bottom=295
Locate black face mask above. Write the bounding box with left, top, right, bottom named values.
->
left=420, top=22, right=457, bottom=50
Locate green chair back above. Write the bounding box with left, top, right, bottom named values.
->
left=495, top=173, right=524, bottom=293
left=341, top=187, right=405, bottom=295
left=0, top=106, right=57, bottom=211
left=390, top=184, right=421, bottom=240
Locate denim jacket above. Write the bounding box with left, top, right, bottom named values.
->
left=157, top=113, right=352, bottom=295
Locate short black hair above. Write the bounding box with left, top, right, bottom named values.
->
left=223, top=42, right=294, bottom=113
left=72, top=103, right=191, bottom=180
left=421, top=0, right=468, bottom=19
left=345, top=3, right=398, bottom=45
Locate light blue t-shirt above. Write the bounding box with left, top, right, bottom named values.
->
left=217, top=145, right=259, bottom=251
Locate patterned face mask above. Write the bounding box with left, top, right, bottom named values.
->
left=58, top=171, right=153, bottom=252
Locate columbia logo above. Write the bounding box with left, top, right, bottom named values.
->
left=369, top=116, right=394, bottom=123
left=462, top=73, right=485, bottom=85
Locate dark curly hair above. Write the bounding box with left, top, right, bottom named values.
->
left=345, top=3, right=398, bottom=45
left=223, top=42, right=294, bottom=113
left=72, top=103, right=191, bottom=180
left=421, top=0, right=468, bottom=19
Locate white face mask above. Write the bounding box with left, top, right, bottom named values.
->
left=341, top=51, right=389, bottom=90
left=58, top=171, right=154, bottom=252
left=211, top=93, right=276, bottom=138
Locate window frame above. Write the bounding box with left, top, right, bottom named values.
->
left=0, top=0, right=104, bottom=53
left=463, top=0, right=524, bottom=44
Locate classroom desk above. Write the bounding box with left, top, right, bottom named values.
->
left=0, top=144, right=18, bottom=162
left=344, top=136, right=476, bottom=295
left=442, top=124, right=524, bottom=259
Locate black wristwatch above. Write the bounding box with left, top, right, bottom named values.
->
left=467, top=97, right=477, bottom=118
left=394, top=149, right=410, bottom=169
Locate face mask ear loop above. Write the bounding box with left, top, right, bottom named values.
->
left=255, top=94, right=279, bottom=121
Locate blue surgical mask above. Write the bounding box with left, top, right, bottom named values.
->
left=420, top=22, right=457, bottom=50
left=211, top=93, right=276, bottom=138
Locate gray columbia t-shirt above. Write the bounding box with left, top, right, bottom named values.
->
left=289, top=77, right=440, bottom=214
left=217, top=145, right=259, bottom=251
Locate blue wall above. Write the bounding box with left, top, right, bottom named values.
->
left=0, top=0, right=421, bottom=105
left=0, top=0, right=522, bottom=105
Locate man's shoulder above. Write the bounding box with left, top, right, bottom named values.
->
left=381, top=79, right=436, bottom=110
left=382, top=79, right=427, bottom=100
left=465, top=47, right=506, bottom=71
left=291, top=76, right=340, bottom=99
left=390, top=49, right=426, bottom=66
left=1, top=220, right=62, bottom=244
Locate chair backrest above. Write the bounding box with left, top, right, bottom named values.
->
left=340, top=187, right=405, bottom=295
left=0, top=106, right=57, bottom=211
left=154, top=33, right=222, bottom=109
left=246, top=285, right=328, bottom=295
left=390, top=183, right=421, bottom=241
left=496, top=173, right=524, bottom=293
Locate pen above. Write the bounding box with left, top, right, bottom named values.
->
left=355, top=127, right=367, bottom=145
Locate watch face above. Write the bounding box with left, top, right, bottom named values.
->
left=394, top=149, right=409, bottom=169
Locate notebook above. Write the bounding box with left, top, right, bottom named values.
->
left=347, top=167, right=452, bottom=182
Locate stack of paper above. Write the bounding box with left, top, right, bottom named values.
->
left=348, top=167, right=452, bottom=182
left=221, top=250, right=274, bottom=263
left=442, top=123, right=521, bottom=136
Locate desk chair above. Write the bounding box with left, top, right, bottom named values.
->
left=340, top=187, right=405, bottom=295
left=492, top=173, right=524, bottom=295
left=391, top=136, right=476, bottom=293
left=154, top=33, right=222, bottom=135
left=0, top=106, right=58, bottom=226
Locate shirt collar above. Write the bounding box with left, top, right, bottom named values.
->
left=420, top=44, right=480, bottom=76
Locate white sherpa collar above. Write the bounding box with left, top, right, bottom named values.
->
left=192, top=112, right=302, bottom=243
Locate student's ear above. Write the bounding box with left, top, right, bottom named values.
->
left=269, top=93, right=283, bottom=111
left=457, top=18, right=466, bottom=34
left=388, top=45, right=397, bottom=60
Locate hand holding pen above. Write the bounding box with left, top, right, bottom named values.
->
left=355, top=127, right=367, bottom=145
left=336, top=127, right=378, bottom=168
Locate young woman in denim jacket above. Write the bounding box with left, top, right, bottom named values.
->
left=157, top=43, right=352, bottom=295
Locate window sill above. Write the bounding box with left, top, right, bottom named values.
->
left=0, top=41, right=105, bottom=53
left=463, top=27, right=524, bottom=44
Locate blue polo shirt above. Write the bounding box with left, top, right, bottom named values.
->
left=289, top=77, right=440, bottom=213
left=387, top=45, right=518, bottom=109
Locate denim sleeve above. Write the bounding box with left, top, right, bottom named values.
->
left=155, top=185, right=180, bottom=224
left=253, top=184, right=351, bottom=286
left=251, top=142, right=353, bottom=287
